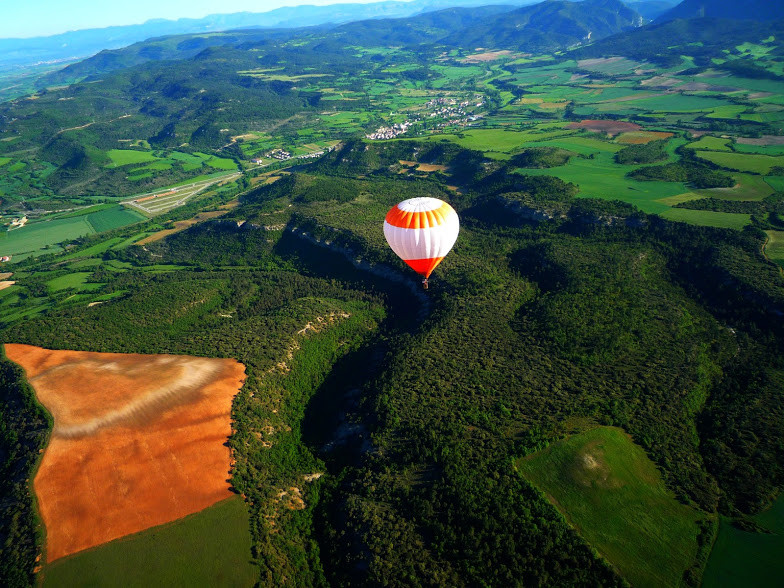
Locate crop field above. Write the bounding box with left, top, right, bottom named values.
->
left=703, top=497, right=784, bottom=587
left=734, top=142, right=784, bottom=155
left=687, top=136, right=733, bottom=151
left=523, top=149, right=685, bottom=214
left=5, top=344, right=246, bottom=562
left=46, top=272, right=95, bottom=292
left=518, top=427, right=704, bottom=587
left=42, top=496, right=257, bottom=588
left=660, top=208, right=752, bottom=230
left=696, top=151, right=784, bottom=174
left=0, top=206, right=144, bottom=261
left=764, top=231, right=784, bottom=266
left=765, top=175, right=784, bottom=191
left=0, top=216, right=94, bottom=258
left=694, top=173, right=773, bottom=201
left=107, top=149, right=238, bottom=177
left=106, top=149, right=159, bottom=167
left=86, top=205, right=145, bottom=232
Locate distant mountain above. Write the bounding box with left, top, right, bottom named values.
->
left=626, top=0, right=679, bottom=22
left=40, top=0, right=645, bottom=88
left=656, top=0, right=784, bottom=23
left=441, top=0, right=643, bottom=52
left=0, top=0, right=537, bottom=72
left=326, top=5, right=520, bottom=46
left=574, top=16, right=784, bottom=65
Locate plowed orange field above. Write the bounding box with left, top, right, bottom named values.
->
left=4, top=344, right=246, bottom=562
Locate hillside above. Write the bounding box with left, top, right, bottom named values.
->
left=442, top=0, right=642, bottom=51
left=657, top=0, right=784, bottom=22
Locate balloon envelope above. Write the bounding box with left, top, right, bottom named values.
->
left=383, top=197, right=459, bottom=278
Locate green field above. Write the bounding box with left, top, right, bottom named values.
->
left=660, top=208, right=752, bottom=229
left=687, top=136, right=733, bottom=151
left=695, top=173, right=774, bottom=201
left=703, top=497, right=784, bottom=587
left=46, top=272, right=94, bottom=292
left=417, top=126, right=573, bottom=154
left=523, top=149, right=685, bottom=214
left=696, top=151, right=784, bottom=174
left=765, top=231, right=784, bottom=266
left=106, top=149, right=160, bottom=167
left=0, top=217, right=94, bottom=258
left=518, top=427, right=704, bottom=587
left=86, top=206, right=145, bottom=232
left=42, top=497, right=257, bottom=587
left=0, top=206, right=144, bottom=260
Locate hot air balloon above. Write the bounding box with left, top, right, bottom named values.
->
left=383, top=197, right=459, bottom=289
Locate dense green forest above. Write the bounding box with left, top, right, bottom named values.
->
left=3, top=137, right=784, bottom=585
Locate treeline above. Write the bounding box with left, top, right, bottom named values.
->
left=509, top=146, right=575, bottom=169
left=629, top=160, right=735, bottom=188
left=615, top=139, right=668, bottom=165
left=0, top=352, right=51, bottom=587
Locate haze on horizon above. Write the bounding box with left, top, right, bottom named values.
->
left=2, top=0, right=391, bottom=39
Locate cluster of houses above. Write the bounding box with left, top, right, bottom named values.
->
left=365, top=97, right=486, bottom=140
left=366, top=122, right=412, bottom=140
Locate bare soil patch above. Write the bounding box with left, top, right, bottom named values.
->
left=0, top=280, right=15, bottom=290
left=567, top=120, right=642, bottom=136
left=398, top=160, right=448, bottom=172
left=617, top=131, right=674, bottom=144
left=577, top=57, right=624, bottom=68
left=462, top=50, right=513, bottom=63
left=4, top=344, right=245, bottom=562
left=737, top=135, right=784, bottom=146
left=136, top=202, right=238, bottom=245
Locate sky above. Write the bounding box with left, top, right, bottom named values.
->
left=1, top=0, right=385, bottom=39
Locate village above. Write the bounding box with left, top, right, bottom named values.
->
left=365, top=95, right=486, bottom=140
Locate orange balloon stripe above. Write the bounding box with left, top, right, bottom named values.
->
left=404, top=256, right=445, bottom=278
left=385, top=201, right=454, bottom=229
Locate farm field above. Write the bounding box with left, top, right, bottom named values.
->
left=523, top=149, right=686, bottom=214
left=4, top=344, right=246, bottom=562
left=42, top=496, right=256, bottom=587
left=696, top=151, right=784, bottom=174
left=660, top=208, right=752, bottom=230
left=518, top=426, right=704, bottom=587
left=765, top=230, right=784, bottom=266
left=0, top=205, right=144, bottom=260
left=703, top=497, right=784, bottom=587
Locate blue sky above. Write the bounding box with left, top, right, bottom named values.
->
left=2, top=0, right=381, bottom=38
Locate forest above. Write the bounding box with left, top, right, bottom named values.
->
left=2, top=137, right=783, bottom=585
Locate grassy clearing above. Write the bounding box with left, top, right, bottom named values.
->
left=686, top=136, right=732, bottom=151
left=0, top=217, right=94, bottom=258
left=694, top=173, right=773, bottom=201
left=106, top=150, right=159, bottom=167
left=518, top=427, right=704, bottom=587
left=765, top=176, right=784, bottom=191
left=696, top=151, right=784, bottom=174
left=46, top=272, right=94, bottom=292
left=42, top=496, right=257, bottom=588
left=60, top=237, right=125, bottom=261
left=703, top=497, right=784, bottom=587
left=86, top=206, right=145, bottom=233
left=660, top=208, right=752, bottom=229
left=764, top=230, right=784, bottom=266
left=523, top=150, right=684, bottom=214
